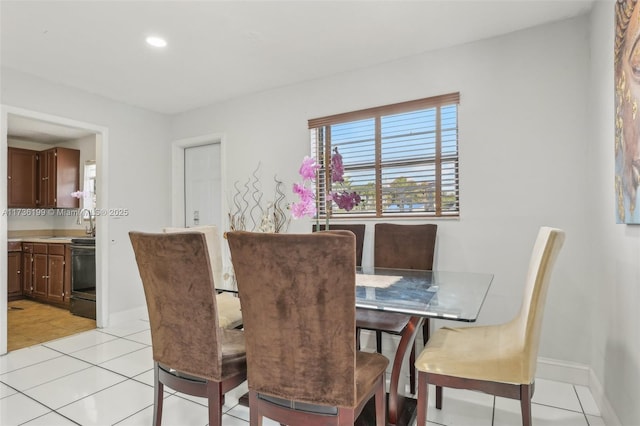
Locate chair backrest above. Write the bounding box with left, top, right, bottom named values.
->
left=374, top=223, right=437, bottom=270
left=510, top=226, right=565, bottom=382
left=129, top=231, right=224, bottom=381
left=311, top=224, right=365, bottom=266
left=163, top=225, right=224, bottom=287
left=227, top=230, right=357, bottom=407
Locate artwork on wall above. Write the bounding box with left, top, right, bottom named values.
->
left=615, top=0, right=640, bottom=224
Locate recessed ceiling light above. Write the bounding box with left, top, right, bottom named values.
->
left=146, top=36, right=167, bottom=48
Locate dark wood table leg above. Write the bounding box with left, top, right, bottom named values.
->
left=387, top=316, right=423, bottom=425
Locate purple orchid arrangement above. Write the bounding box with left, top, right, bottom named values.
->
left=328, top=147, right=361, bottom=211
left=290, top=156, right=320, bottom=219
left=290, top=148, right=361, bottom=219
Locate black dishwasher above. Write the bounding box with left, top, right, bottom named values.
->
left=70, top=237, right=96, bottom=319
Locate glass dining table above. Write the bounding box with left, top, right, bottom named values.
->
left=355, top=266, right=494, bottom=426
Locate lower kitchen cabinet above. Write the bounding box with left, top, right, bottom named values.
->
left=7, top=241, right=22, bottom=300
left=46, top=244, right=66, bottom=304
left=21, top=242, right=71, bottom=307
left=22, top=243, right=33, bottom=296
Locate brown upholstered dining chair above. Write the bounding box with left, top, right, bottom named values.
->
left=227, top=230, right=389, bottom=426
left=415, top=227, right=565, bottom=426
left=356, top=223, right=437, bottom=394
left=163, top=225, right=243, bottom=329
left=311, top=223, right=366, bottom=266
left=129, top=231, right=247, bottom=426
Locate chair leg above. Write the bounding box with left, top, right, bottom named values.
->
left=520, top=384, right=533, bottom=426
left=249, top=390, right=262, bottom=426
left=409, top=344, right=416, bottom=394
left=435, top=385, right=443, bottom=409
left=337, top=409, right=356, bottom=425
left=376, top=330, right=382, bottom=353
left=153, top=363, right=163, bottom=426
left=375, top=374, right=386, bottom=426
left=416, top=371, right=428, bottom=426
left=207, top=381, right=223, bottom=426
left=356, top=327, right=361, bottom=350
left=422, top=318, right=430, bottom=345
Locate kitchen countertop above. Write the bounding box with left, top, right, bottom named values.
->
left=8, top=229, right=90, bottom=244
left=9, top=236, right=76, bottom=244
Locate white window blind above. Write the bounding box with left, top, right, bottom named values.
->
left=309, top=92, right=459, bottom=218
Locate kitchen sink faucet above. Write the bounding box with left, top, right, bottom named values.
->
left=77, top=208, right=95, bottom=237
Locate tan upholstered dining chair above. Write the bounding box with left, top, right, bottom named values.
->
left=227, top=230, right=389, bottom=426
left=163, top=225, right=243, bottom=329
left=414, top=226, right=565, bottom=426
left=129, top=231, right=247, bottom=426
left=356, top=223, right=437, bottom=394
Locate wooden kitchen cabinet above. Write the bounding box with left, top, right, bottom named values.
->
left=46, top=244, right=66, bottom=304
left=32, top=243, right=48, bottom=299
left=7, top=241, right=23, bottom=300
left=23, top=242, right=70, bottom=307
left=22, top=243, right=33, bottom=296
left=7, top=147, right=38, bottom=208
left=38, top=147, right=81, bottom=208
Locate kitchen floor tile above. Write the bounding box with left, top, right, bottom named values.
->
left=43, top=329, right=118, bottom=353
left=0, top=381, right=17, bottom=398
left=424, top=386, right=494, bottom=426
left=575, top=384, right=601, bottom=416
left=0, top=392, right=51, bottom=425
left=97, top=320, right=150, bottom=338
left=114, top=394, right=208, bottom=425
left=23, top=365, right=127, bottom=409
left=69, top=337, right=146, bottom=364
left=532, top=378, right=583, bottom=412
left=57, top=379, right=154, bottom=425
left=123, top=329, right=152, bottom=345
left=0, top=345, right=62, bottom=374
left=0, top=354, right=92, bottom=391
left=494, top=397, right=589, bottom=426
left=99, top=346, right=153, bottom=378
left=20, top=410, right=80, bottom=425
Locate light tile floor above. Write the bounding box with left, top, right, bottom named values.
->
left=0, top=319, right=606, bottom=425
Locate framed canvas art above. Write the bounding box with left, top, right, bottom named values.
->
left=615, top=0, right=640, bottom=223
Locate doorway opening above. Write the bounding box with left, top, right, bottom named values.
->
left=1, top=106, right=109, bottom=355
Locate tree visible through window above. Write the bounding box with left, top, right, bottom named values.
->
left=308, top=92, right=460, bottom=218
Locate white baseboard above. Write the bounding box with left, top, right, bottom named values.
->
left=104, top=305, right=148, bottom=328
left=536, top=356, right=591, bottom=386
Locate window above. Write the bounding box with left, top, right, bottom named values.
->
left=308, top=92, right=459, bottom=218
left=82, top=161, right=97, bottom=213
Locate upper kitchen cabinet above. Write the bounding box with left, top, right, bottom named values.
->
left=37, top=147, right=80, bottom=208
left=7, top=147, right=38, bottom=208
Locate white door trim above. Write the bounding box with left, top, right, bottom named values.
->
left=171, top=133, right=226, bottom=228
left=0, top=105, right=109, bottom=355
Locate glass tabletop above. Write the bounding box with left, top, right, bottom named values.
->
left=356, top=267, right=494, bottom=322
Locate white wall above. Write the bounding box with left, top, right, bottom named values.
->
left=172, top=15, right=592, bottom=366
left=1, top=68, right=172, bottom=318
left=590, top=2, right=639, bottom=425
